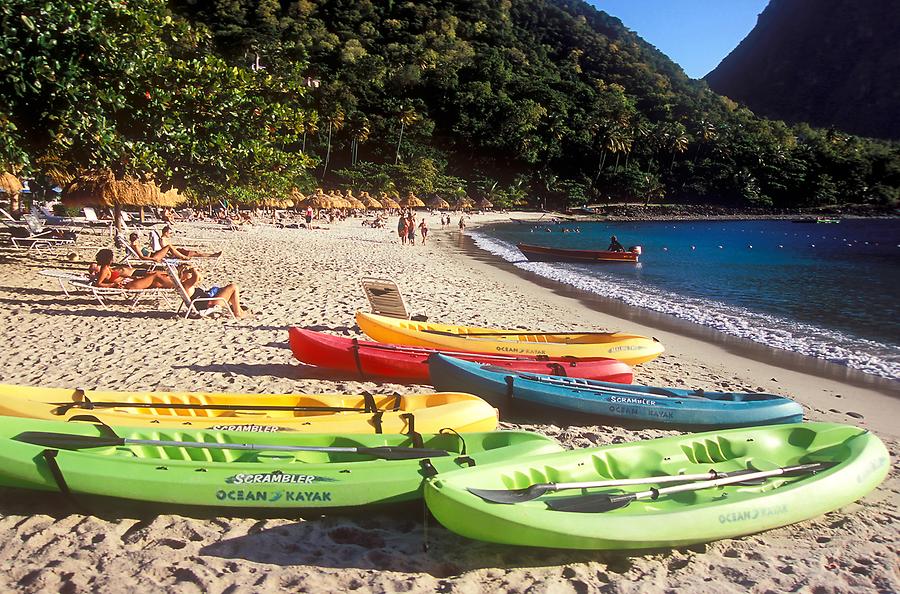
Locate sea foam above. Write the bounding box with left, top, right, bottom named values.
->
left=471, top=232, right=900, bottom=381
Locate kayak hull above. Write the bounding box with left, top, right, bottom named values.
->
left=517, top=243, right=639, bottom=263
left=0, top=416, right=563, bottom=509
left=0, top=384, right=498, bottom=434
left=288, top=328, right=634, bottom=384
left=428, top=354, right=804, bottom=427
left=424, top=422, right=889, bottom=549
left=356, top=312, right=664, bottom=366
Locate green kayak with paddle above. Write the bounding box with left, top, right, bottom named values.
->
left=0, top=416, right=562, bottom=510
left=424, top=422, right=889, bottom=549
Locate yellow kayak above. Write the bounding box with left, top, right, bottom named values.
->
left=356, top=312, right=664, bottom=366
left=0, top=384, right=498, bottom=434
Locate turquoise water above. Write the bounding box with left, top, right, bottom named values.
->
left=472, top=219, right=900, bottom=380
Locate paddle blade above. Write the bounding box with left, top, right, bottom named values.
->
left=467, top=484, right=552, bottom=504
left=547, top=492, right=634, bottom=513
left=14, top=431, right=125, bottom=450
left=358, top=446, right=450, bottom=460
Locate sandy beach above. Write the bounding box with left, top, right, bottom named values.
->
left=0, top=213, right=897, bottom=593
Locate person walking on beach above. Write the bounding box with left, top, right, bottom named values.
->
left=398, top=214, right=407, bottom=244
left=458, top=216, right=466, bottom=232
left=419, top=217, right=429, bottom=244
left=406, top=213, right=417, bottom=246
left=607, top=235, right=625, bottom=252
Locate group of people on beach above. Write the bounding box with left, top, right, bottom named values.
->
left=89, top=227, right=250, bottom=318
left=397, top=211, right=428, bottom=245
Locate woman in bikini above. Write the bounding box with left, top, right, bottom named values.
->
left=178, top=264, right=251, bottom=319
left=159, top=226, right=221, bottom=258
left=92, top=249, right=172, bottom=289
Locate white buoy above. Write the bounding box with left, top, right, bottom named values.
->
left=691, top=246, right=696, bottom=250
left=778, top=245, right=783, bottom=248
left=748, top=244, right=753, bottom=249
left=718, top=245, right=723, bottom=249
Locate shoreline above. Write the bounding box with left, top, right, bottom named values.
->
left=448, top=214, right=899, bottom=439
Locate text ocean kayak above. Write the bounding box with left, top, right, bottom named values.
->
left=428, top=354, right=803, bottom=427
left=424, top=422, right=889, bottom=549
left=0, top=416, right=563, bottom=509
left=0, top=384, right=498, bottom=434
left=288, top=328, right=634, bottom=384
left=356, top=312, right=664, bottom=366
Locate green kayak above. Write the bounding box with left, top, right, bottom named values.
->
left=424, top=422, right=889, bottom=549
left=0, top=416, right=562, bottom=510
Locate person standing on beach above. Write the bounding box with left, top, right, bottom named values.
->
left=406, top=213, right=417, bottom=246
left=398, top=214, right=407, bottom=244
left=419, top=217, right=429, bottom=244
left=305, top=205, right=313, bottom=229
left=458, top=216, right=466, bottom=232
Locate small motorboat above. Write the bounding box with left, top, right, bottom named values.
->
left=517, top=243, right=640, bottom=263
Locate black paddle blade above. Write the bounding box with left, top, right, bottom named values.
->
left=547, top=492, right=634, bottom=513
left=467, top=484, right=553, bottom=504
left=359, top=446, right=451, bottom=460
left=14, top=431, right=125, bottom=450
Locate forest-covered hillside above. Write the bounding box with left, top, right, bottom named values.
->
left=705, top=0, right=900, bottom=142
left=2, top=0, right=899, bottom=209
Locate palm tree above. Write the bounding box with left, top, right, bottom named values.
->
left=395, top=107, right=419, bottom=164
left=693, top=120, right=717, bottom=164
left=301, top=116, right=319, bottom=154
left=349, top=116, right=370, bottom=166
left=321, top=108, right=345, bottom=179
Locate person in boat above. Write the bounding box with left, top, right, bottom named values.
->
left=177, top=264, right=251, bottom=318
left=607, top=235, right=625, bottom=252
left=92, top=249, right=172, bottom=290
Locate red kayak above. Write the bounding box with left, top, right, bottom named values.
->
left=288, top=328, right=634, bottom=384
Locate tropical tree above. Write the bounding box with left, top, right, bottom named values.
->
left=395, top=106, right=419, bottom=164
left=321, top=108, right=345, bottom=179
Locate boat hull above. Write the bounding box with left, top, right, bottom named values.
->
left=356, top=312, right=664, bottom=366
left=288, top=328, right=634, bottom=384
left=424, top=422, right=889, bottom=549
left=428, top=354, right=804, bottom=427
left=0, top=416, right=563, bottom=509
left=517, top=243, right=639, bottom=263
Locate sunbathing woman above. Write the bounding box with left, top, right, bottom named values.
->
left=128, top=232, right=188, bottom=262
left=160, top=226, right=221, bottom=258
left=93, top=249, right=172, bottom=289
left=178, top=264, right=251, bottom=319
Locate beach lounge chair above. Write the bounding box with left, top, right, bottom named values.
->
left=164, top=262, right=234, bottom=319
left=360, top=277, right=426, bottom=321
left=68, top=279, right=174, bottom=309
left=38, top=269, right=91, bottom=297
left=6, top=215, right=76, bottom=251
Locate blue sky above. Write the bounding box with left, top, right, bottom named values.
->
left=589, top=0, right=770, bottom=78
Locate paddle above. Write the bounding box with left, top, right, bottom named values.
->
left=14, top=431, right=451, bottom=461
left=50, top=401, right=383, bottom=415
left=496, top=368, right=711, bottom=401
left=468, top=467, right=767, bottom=504
left=545, top=462, right=830, bottom=513
left=422, top=329, right=618, bottom=338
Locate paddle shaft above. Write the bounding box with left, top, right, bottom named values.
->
left=545, top=468, right=755, bottom=492
left=14, top=431, right=450, bottom=460
left=633, top=463, right=824, bottom=499
left=52, top=401, right=385, bottom=414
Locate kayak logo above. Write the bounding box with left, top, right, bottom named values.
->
left=719, top=504, right=787, bottom=524
left=495, top=346, right=546, bottom=355
left=608, top=396, right=654, bottom=406
left=608, top=346, right=645, bottom=353
left=225, top=471, right=337, bottom=485
left=215, top=489, right=333, bottom=503
left=855, top=455, right=887, bottom=483
left=208, top=424, right=285, bottom=432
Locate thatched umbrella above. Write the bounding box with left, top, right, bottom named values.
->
left=428, top=196, right=450, bottom=210
left=302, top=194, right=334, bottom=209
left=360, top=192, right=382, bottom=209
left=380, top=194, right=400, bottom=210
left=0, top=172, right=24, bottom=211
left=454, top=197, right=475, bottom=210
left=348, top=197, right=366, bottom=210
left=62, top=171, right=169, bottom=229
left=477, top=197, right=494, bottom=210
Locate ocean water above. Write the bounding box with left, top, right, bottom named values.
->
left=472, top=218, right=900, bottom=380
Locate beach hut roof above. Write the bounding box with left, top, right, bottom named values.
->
left=477, top=197, right=493, bottom=208
left=348, top=197, right=366, bottom=209
left=361, top=194, right=383, bottom=209
left=61, top=171, right=170, bottom=208
left=0, top=172, right=23, bottom=195
left=428, top=197, right=450, bottom=209
left=400, top=195, right=425, bottom=208
left=302, top=194, right=334, bottom=209
left=380, top=196, right=400, bottom=209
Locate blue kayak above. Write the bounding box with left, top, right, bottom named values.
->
left=428, top=354, right=804, bottom=428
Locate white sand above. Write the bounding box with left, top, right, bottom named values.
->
left=0, top=214, right=896, bottom=593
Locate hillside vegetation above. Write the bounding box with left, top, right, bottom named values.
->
left=2, top=0, right=898, bottom=209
